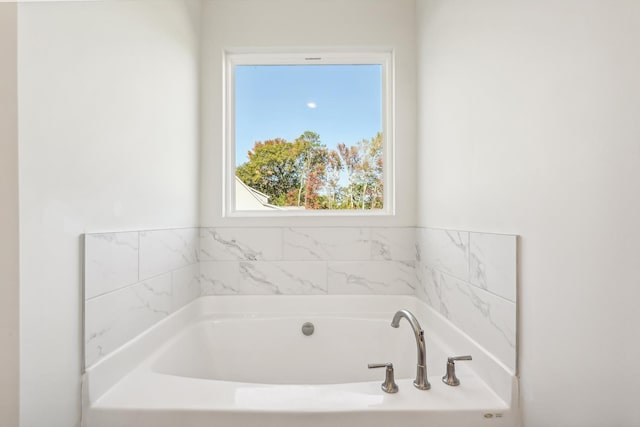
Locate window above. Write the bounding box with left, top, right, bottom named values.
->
left=224, top=49, right=394, bottom=216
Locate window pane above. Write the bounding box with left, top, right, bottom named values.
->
left=234, top=64, right=384, bottom=211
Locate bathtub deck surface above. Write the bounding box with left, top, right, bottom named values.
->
left=87, top=369, right=514, bottom=427
left=92, top=368, right=508, bottom=411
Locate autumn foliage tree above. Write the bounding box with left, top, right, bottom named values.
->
left=236, top=131, right=383, bottom=210
left=235, top=138, right=300, bottom=206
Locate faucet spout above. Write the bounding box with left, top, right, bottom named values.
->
left=391, top=309, right=430, bottom=390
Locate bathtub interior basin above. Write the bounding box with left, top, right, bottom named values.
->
left=151, top=315, right=445, bottom=385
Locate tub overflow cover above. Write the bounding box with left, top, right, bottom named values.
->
left=301, top=322, right=315, bottom=336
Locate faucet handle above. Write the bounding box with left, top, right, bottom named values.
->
left=442, top=355, right=472, bottom=386
left=368, top=362, right=399, bottom=393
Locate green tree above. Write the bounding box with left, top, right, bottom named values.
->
left=236, top=138, right=301, bottom=206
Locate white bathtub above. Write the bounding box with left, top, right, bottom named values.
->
left=83, top=296, right=518, bottom=427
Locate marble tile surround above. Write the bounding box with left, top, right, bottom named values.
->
left=84, top=228, right=200, bottom=368
left=199, top=227, right=418, bottom=296
left=416, top=228, right=517, bottom=372
left=84, top=226, right=517, bottom=373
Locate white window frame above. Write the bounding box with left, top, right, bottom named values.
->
left=223, top=48, right=395, bottom=217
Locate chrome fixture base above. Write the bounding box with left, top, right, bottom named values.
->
left=368, top=363, right=399, bottom=393
left=442, top=355, right=472, bottom=386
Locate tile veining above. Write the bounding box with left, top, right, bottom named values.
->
left=200, top=261, right=240, bottom=295
left=283, top=227, right=370, bottom=260
left=200, top=228, right=282, bottom=261
left=371, top=227, right=417, bottom=261
left=420, top=228, right=470, bottom=282
left=240, top=261, right=327, bottom=295
left=328, top=261, right=416, bottom=294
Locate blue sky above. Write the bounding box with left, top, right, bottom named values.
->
left=234, top=64, right=382, bottom=165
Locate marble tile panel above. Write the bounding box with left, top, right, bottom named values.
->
left=238, top=261, right=327, bottom=295
left=200, top=227, right=282, bottom=261
left=419, top=228, right=469, bottom=281
left=85, top=273, right=172, bottom=367
left=283, top=227, right=371, bottom=261
left=415, top=262, right=433, bottom=308
left=327, top=261, right=417, bottom=295
left=200, top=261, right=241, bottom=295
left=171, top=263, right=201, bottom=310
left=423, top=267, right=516, bottom=372
left=469, top=233, right=517, bottom=302
left=84, top=232, right=139, bottom=299
left=421, top=266, right=450, bottom=316
left=371, top=227, right=418, bottom=261
left=139, top=228, right=198, bottom=280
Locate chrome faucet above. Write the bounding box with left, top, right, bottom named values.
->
left=391, top=309, right=430, bottom=390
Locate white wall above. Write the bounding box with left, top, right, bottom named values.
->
left=417, top=1, right=640, bottom=426
left=17, top=1, right=201, bottom=425
left=200, top=0, right=417, bottom=227
left=0, top=4, right=19, bottom=427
